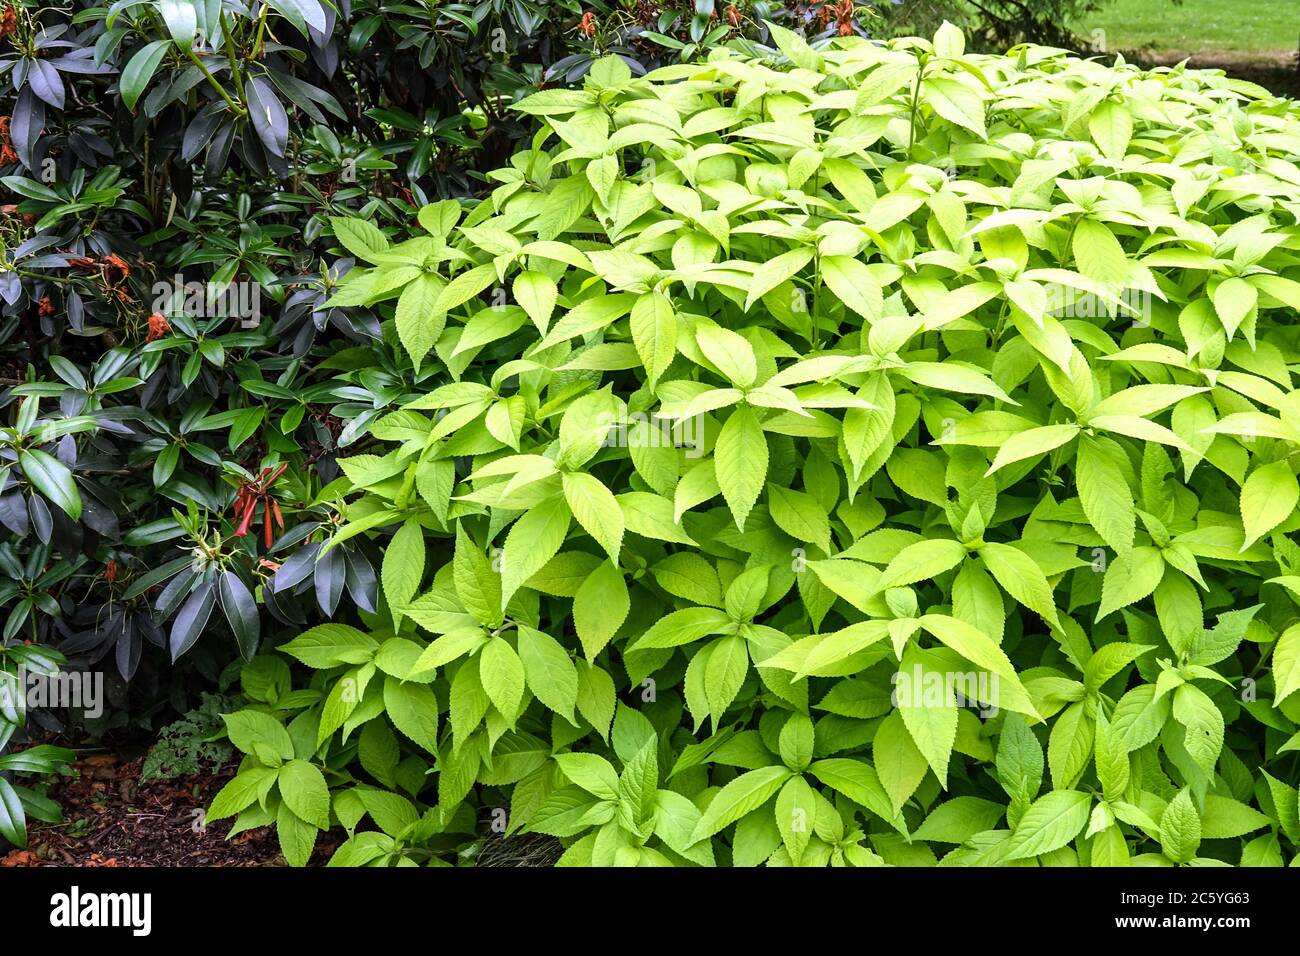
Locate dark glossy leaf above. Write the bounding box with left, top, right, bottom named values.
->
left=314, top=543, right=344, bottom=616
left=116, top=621, right=142, bottom=681
left=344, top=546, right=377, bottom=614
left=27, top=59, right=66, bottom=109
left=10, top=86, right=44, bottom=169
left=169, top=579, right=216, bottom=661
left=218, top=569, right=260, bottom=659
left=247, top=76, right=288, bottom=159
left=120, top=39, right=171, bottom=112
left=19, top=449, right=80, bottom=521
left=0, top=778, right=27, bottom=848
left=0, top=493, right=29, bottom=538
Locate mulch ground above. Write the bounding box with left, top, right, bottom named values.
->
left=1, top=750, right=562, bottom=867
left=1, top=751, right=339, bottom=867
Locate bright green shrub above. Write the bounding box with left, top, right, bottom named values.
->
left=211, top=25, right=1300, bottom=867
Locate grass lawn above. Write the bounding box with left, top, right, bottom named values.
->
left=1073, top=0, right=1298, bottom=62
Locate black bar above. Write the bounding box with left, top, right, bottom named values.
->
left=2, top=865, right=1286, bottom=943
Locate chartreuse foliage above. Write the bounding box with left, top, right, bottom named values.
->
left=211, top=25, right=1300, bottom=867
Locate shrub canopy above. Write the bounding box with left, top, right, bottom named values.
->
left=212, top=26, right=1300, bottom=865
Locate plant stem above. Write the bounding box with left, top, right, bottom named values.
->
left=187, top=50, right=245, bottom=117
left=220, top=9, right=247, bottom=103
left=907, top=61, right=925, bottom=158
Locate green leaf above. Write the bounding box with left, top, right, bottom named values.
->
left=517, top=625, right=578, bottom=722
left=276, top=802, right=317, bottom=867
left=690, top=766, right=792, bottom=843
left=1213, top=277, right=1257, bottom=338
left=278, top=760, right=331, bottom=829
left=265, top=0, right=327, bottom=35
left=821, top=255, right=882, bottom=323
left=576, top=661, right=616, bottom=741
left=918, top=614, right=1026, bottom=695
left=0, top=777, right=27, bottom=848
left=873, top=711, right=928, bottom=815
left=996, top=713, right=1043, bottom=811
left=554, top=752, right=619, bottom=800
left=1172, top=683, right=1223, bottom=774
left=207, top=767, right=277, bottom=822
left=501, top=496, right=572, bottom=608
left=1076, top=434, right=1134, bottom=555
left=480, top=636, right=526, bottom=722
left=383, top=519, right=425, bottom=628
left=1004, top=790, right=1090, bottom=860
left=395, top=273, right=446, bottom=370
left=454, top=525, right=502, bottom=628
left=715, top=406, right=768, bottom=531
left=1072, top=218, right=1129, bottom=285
left=695, top=324, right=757, bottom=388
left=217, top=570, right=260, bottom=660
left=1088, top=99, right=1131, bottom=160
left=745, top=247, right=813, bottom=311
left=923, top=75, right=985, bottom=137
left=280, top=624, right=378, bottom=668
left=1199, top=795, right=1269, bottom=839
left=895, top=644, right=958, bottom=786
left=1240, top=460, right=1298, bottom=550
left=979, top=543, right=1061, bottom=631
left=330, top=217, right=390, bottom=263
left=617, top=739, right=658, bottom=835
left=767, top=484, right=832, bottom=554
left=513, top=270, right=557, bottom=334
left=562, top=472, right=623, bottom=562
left=628, top=292, right=677, bottom=389
left=628, top=606, right=732, bottom=652
left=19, top=449, right=81, bottom=520
left=1274, top=622, right=1300, bottom=705
left=1096, top=546, right=1164, bottom=621
left=806, top=759, right=906, bottom=834
left=775, top=775, right=818, bottom=865
left=158, top=0, right=198, bottom=51
left=222, top=709, right=294, bottom=762
left=700, top=634, right=748, bottom=727
left=382, top=678, right=439, bottom=752
left=984, top=424, right=1078, bottom=475
left=1160, top=788, right=1201, bottom=864
left=913, top=796, right=1005, bottom=843
left=572, top=561, right=630, bottom=660
left=1093, top=711, right=1129, bottom=803
left=120, top=40, right=170, bottom=111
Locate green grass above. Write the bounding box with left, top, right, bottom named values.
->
left=1074, top=0, right=1298, bottom=60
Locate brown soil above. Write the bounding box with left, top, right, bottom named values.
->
left=1, top=751, right=339, bottom=867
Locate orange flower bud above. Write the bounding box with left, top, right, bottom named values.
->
left=146, top=311, right=170, bottom=341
